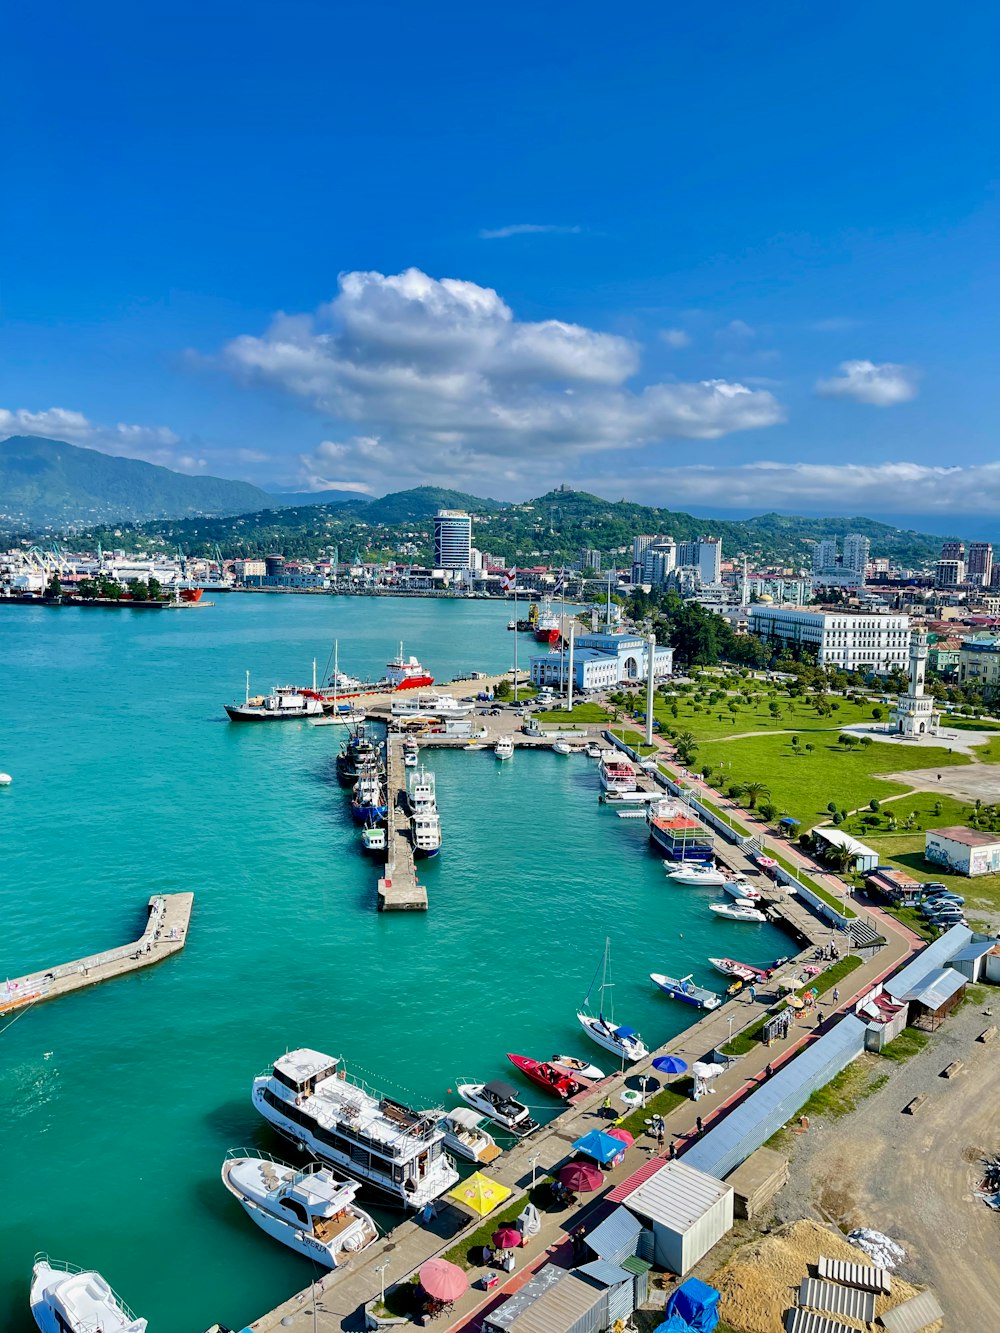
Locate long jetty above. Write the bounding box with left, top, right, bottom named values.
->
left=377, top=735, right=427, bottom=911
left=0, top=892, right=194, bottom=1015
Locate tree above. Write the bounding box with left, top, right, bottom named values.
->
left=791, top=734, right=800, bottom=752
left=832, top=811, right=845, bottom=826
left=827, top=801, right=838, bottom=813
left=804, top=742, right=815, bottom=755
left=859, top=735, right=873, bottom=747
left=129, top=579, right=149, bottom=601
left=727, top=783, right=744, bottom=800
left=148, top=576, right=163, bottom=600
left=701, top=765, right=714, bottom=782
left=871, top=706, right=883, bottom=721
left=869, top=798, right=880, bottom=812
left=758, top=800, right=777, bottom=822
left=494, top=678, right=512, bottom=700
left=44, top=574, right=62, bottom=600
left=742, top=781, right=770, bottom=810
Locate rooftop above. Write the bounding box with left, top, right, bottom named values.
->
left=927, top=825, right=1000, bottom=848
left=623, top=1159, right=732, bottom=1231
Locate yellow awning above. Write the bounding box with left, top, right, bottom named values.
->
left=446, top=1171, right=512, bottom=1218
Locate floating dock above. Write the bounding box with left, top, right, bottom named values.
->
left=377, top=735, right=427, bottom=911
left=0, top=892, right=194, bottom=1015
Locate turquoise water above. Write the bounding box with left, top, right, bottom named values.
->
left=0, top=595, right=789, bottom=1331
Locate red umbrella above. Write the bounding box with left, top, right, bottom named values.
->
left=606, top=1127, right=634, bottom=1147
left=559, top=1160, right=604, bottom=1192
left=492, top=1226, right=523, bottom=1250
left=419, top=1259, right=469, bottom=1302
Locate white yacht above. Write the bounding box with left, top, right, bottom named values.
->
left=663, top=862, right=726, bottom=886
left=411, top=809, right=441, bottom=858
left=577, top=938, right=649, bottom=1063
left=407, top=766, right=437, bottom=813
left=403, top=737, right=419, bottom=767
left=221, top=1150, right=378, bottom=1269
left=391, top=693, right=473, bottom=719
left=440, top=1108, right=502, bottom=1164
left=709, top=902, right=767, bottom=923
left=551, top=740, right=573, bottom=755
left=456, top=1079, right=539, bottom=1137
left=30, top=1255, right=146, bottom=1333
left=253, top=1049, right=458, bottom=1209
left=494, top=736, right=514, bottom=761
left=723, top=878, right=762, bottom=902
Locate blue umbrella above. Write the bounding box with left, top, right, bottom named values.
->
left=652, top=1055, right=688, bottom=1075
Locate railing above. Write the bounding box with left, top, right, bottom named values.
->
left=31, top=1253, right=142, bottom=1327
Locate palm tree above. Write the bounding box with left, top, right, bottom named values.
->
left=824, top=844, right=858, bottom=874
left=742, top=781, right=771, bottom=810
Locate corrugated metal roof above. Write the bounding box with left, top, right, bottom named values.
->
left=484, top=1266, right=565, bottom=1331
left=784, top=1309, right=856, bottom=1333
left=879, top=1289, right=945, bottom=1333
left=607, top=1157, right=666, bottom=1202
left=622, top=1160, right=732, bottom=1232
left=583, top=1205, right=643, bottom=1262
left=504, top=1272, right=604, bottom=1333
left=619, top=1256, right=652, bottom=1275
left=884, top=924, right=973, bottom=1002
left=683, top=1016, right=868, bottom=1180
left=576, top=1259, right=632, bottom=1287
left=799, top=1278, right=875, bottom=1322
left=816, top=1256, right=890, bottom=1293
left=950, top=939, right=993, bottom=962
left=902, top=965, right=966, bottom=1009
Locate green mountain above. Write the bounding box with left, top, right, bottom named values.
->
left=268, top=488, right=373, bottom=508
left=359, top=486, right=505, bottom=524
left=0, top=436, right=275, bottom=527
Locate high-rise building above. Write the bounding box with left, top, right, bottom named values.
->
left=642, top=539, right=676, bottom=585
left=433, top=510, right=472, bottom=569
left=968, top=542, right=993, bottom=587
left=811, top=538, right=839, bottom=573
left=633, top=534, right=657, bottom=565
left=940, top=539, right=965, bottom=562
left=843, top=533, right=871, bottom=577
left=675, top=536, right=722, bottom=584
left=935, top=558, right=965, bottom=589
left=580, top=548, right=602, bottom=573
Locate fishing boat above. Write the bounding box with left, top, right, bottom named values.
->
left=709, top=957, right=762, bottom=982
left=551, top=740, right=573, bottom=755
left=403, top=737, right=419, bottom=767
left=663, top=862, right=726, bottom=886
left=598, top=754, right=636, bottom=793
left=407, top=766, right=437, bottom=813
left=506, top=1054, right=582, bottom=1099
left=411, top=809, right=441, bottom=858
left=226, top=673, right=324, bottom=722
left=723, top=878, right=762, bottom=902
left=336, top=726, right=382, bottom=783
left=649, top=973, right=721, bottom=1010
left=709, top=902, right=767, bottom=923
left=440, top=1108, right=502, bottom=1164
left=549, top=1054, right=605, bottom=1082
left=361, top=820, right=386, bottom=856
left=30, top=1255, right=146, bottom=1333
left=456, top=1079, right=539, bottom=1137
left=577, top=937, right=648, bottom=1063
left=253, top=1049, right=458, bottom=1208
left=351, top=767, right=388, bottom=823
left=221, top=1150, right=378, bottom=1269
left=494, top=736, right=514, bottom=760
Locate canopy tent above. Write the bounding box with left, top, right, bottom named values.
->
left=447, top=1106, right=489, bottom=1129
left=779, top=817, right=800, bottom=827
left=419, top=1259, right=469, bottom=1302
left=572, top=1129, right=627, bottom=1165
left=446, top=1171, right=512, bottom=1218
left=560, top=1161, right=604, bottom=1192
left=660, top=1277, right=720, bottom=1333
left=483, top=1079, right=519, bottom=1100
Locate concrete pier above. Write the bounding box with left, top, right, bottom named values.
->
left=377, top=735, right=427, bottom=911
left=0, top=891, right=194, bottom=1015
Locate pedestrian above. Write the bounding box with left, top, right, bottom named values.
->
left=572, top=1226, right=587, bottom=1259
left=832, top=986, right=840, bottom=1004
left=696, top=1115, right=704, bottom=1135
left=602, top=1094, right=612, bottom=1120
left=748, top=984, right=757, bottom=1004
left=656, top=1126, right=665, bottom=1153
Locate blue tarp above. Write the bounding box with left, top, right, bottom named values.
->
left=571, top=1129, right=626, bottom=1165
left=661, top=1277, right=720, bottom=1333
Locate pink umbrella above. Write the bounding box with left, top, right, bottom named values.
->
left=419, top=1259, right=469, bottom=1302
left=492, top=1226, right=523, bottom=1250
left=560, top=1160, right=604, bottom=1192
left=606, top=1127, right=634, bottom=1147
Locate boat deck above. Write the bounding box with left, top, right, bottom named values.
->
left=0, top=892, right=193, bottom=1015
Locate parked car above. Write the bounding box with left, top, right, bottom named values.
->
left=922, top=882, right=948, bottom=894
left=921, top=890, right=965, bottom=907
left=924, top=907, right=965, bottom=923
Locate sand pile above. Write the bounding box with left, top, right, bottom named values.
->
left=709, top=1218, right=942, bottom=1333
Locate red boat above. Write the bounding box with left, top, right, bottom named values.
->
left=178, top=587, right=204, bottom=603
left=506, top=1054, right=582, bottom=1099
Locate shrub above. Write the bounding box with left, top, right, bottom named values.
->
left=869, top=798, right=880, bottom=812
left=833, top=811, right=844, bottom=825
left=827, top=801, right=838, bottom=813
left=758, top=800, right=777, bottom=821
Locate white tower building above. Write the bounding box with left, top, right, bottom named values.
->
left=891, top=632, right=941, bottom=737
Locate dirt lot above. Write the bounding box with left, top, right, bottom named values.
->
left=773, top=996, right=1000, bottom=1331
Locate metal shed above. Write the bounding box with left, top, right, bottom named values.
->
left=900, top=965, right=966, bottom=1029
left=884, top=924, right=972, bottom=1003
left=482, top=1270, right=608, bottom=1333
left=576, top=1259, right=636, bottom=1327
left=583, top=1204, right=645, bottom=1266
left=948, top=937, right=994, bottom=982
left=622, top=1159, right=733, bottom=1275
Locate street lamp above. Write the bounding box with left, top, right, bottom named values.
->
left=374, top=1261, right=390, bottom=1310
left=639, top=1074, right=651, bottom=1108
left=727, top=1014, right=735, bottom=1043
left=527, top=1153, right=540, bottom=1189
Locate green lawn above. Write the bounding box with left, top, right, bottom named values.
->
left=618, top=1080, right=689, bottom=1136
left=538, top=702, right=610, bottom=723
left=840, top=792, right=971, bottom=838
left=608, top=726, right=658, bottom=755
left=654, top=691, right=881, bottom=744
left=880, top=1026, right=930, bottom=1063
left=694, top=732, right=969, bottom=830
left=974, top=737, right=1000, bottom=763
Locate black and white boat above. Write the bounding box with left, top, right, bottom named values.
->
left=455, top=1079, right=539, bottom=1137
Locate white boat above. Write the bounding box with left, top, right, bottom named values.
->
left=226, top=673, right=324, bottom=722
left=361, top=822, right=386, bottom=855
left=649, top=973, right=721, bottom=1010
left=549, top=1055, right=605, bottom=1082
left=494, top=736, right=514, bottom=760
left=407, top=766, right=437, bottom=813
left=253, top=1049, right=459, bottom=1208
left=391, top=693, right=473, bottom=719
left=663, top=862, right=726, bottom=886
left=403, top=738, right=419, bottom=767
left=577, top=937, right=648, bottom=1063
left=30, top=1255, right=146, bottom=1333
left=412, top=809, right=441, bottom=858
left=723, top=878, right=762, bottom=902
left=221, top=1150, right=377, bottom=1269
left=709, top=902, right=767, bottom=923
left=456, top=1079, right=539, bottom=1137
left=551, top=741, right=573, bottom=755
left=598, top=754, right=637, bottom=793
left=441, top=1108, right=502, bottom=1164
left=584, top=743, right=602, bottom=758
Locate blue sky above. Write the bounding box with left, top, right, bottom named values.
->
left=3, top=1, right=999, bottom=516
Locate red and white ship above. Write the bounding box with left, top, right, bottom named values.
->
left=315, top=642, right=434, bottom=701
left=533, top=597, right=561, bottom=645
left=598, top=755, right=637, bottom=794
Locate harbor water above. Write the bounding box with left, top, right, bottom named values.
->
left=0, top=595, right=790, bottom=1331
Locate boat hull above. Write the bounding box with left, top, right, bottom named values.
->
left=506, top=1054, right=579, bottom=1099
left=351, top=802, right=388, bottom=823
left=664, top=868, right=726, bottom=886
left=226, top=705, right=314, bottom=722
left=649, top=974, right=720, bottom=1009
left=549, top=1055, right=605, bottom=1082
left=709, top=905, right=767, bottom=923
left=456, top=1085, right=539, bottom=1137
left=576, top=1012, right=648, bottom=1063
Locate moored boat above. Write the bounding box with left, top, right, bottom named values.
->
left=351, top=767, right=388, bottom=823
left=403, top=737, right=419, bottom=767
left=337, top=725, right=382, bottom=783
left=551, top=740, right=573, bottom=755
left=533, top=597, right=560, bottom=644
left=723, top=878, right=762, bottom=902
left=549, top=1054, right=605, bottom=1082
left=411, top=809, right=441, bottom=858
left=30, top=1255, right=146, bottom=1333
left=391, top=693, right=473, bottom=719
left=494, top=736, right=514, bottom=760
left=221, top=1150, right=377, bottom=1269
left=361, top=821, right=387, bottom=856
left=577, top=938, right=648, bottom=1063
left=649, top=973, right=721, bottom=1010
left=709, top=902, right=767, bottom=923
left=440, top=1108, right=502, bottom=1164
left=663, top=862, right=726, bottom=886
left=506, top=1053, right=582, bottom=1099
left=226, top=674, right=324, bottom=722
left=598, top=754, right=636, bottom=793
left=709, top=957, right=761, bottom=982
left=456, top=1079, right=539, bottom=1137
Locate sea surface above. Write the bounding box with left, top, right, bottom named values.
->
left=0, top=594, right=789, bottom=1331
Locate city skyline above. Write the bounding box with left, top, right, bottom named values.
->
left=3, top=2, right=998, bottom=516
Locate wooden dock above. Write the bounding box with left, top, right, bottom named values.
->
left=0, top=892, right=194, bottom=1015
left=377, top=735, right=427, bottom=911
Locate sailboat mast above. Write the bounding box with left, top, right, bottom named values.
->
left=333, top=640, right=339, bottom=710
left=245, top=670, right=250, bottom=705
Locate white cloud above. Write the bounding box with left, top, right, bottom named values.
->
left=0, top=407, right=197, bottom=468
left=722, top=319, right=756, bottom=339
left=579, top=459, right=1000, bottom=514
left=660, top=328, right=691, bottom=348
left=479, top=223, right=582, bottom=239
left=219, top=267, right=784, bottom=492
left=816, top=359, right=918, bottom=406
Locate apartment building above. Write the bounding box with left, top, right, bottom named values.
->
left=748, top=606, right=911, bottom=673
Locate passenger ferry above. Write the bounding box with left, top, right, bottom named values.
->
left=598, top=753, right=637, bottom=793
left=253, top=1049, right=459, bottom=1209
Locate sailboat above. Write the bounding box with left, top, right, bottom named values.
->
left=317, top=641, right=366, bottom=724
left=576, top=937, right=649, bottom=1063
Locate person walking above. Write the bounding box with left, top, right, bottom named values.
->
left=602, top=1094, right=612, bottom=1120
left=832, top=986, right=840, bottom=1004
left=656, top=1126, right=665, bottom=1154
